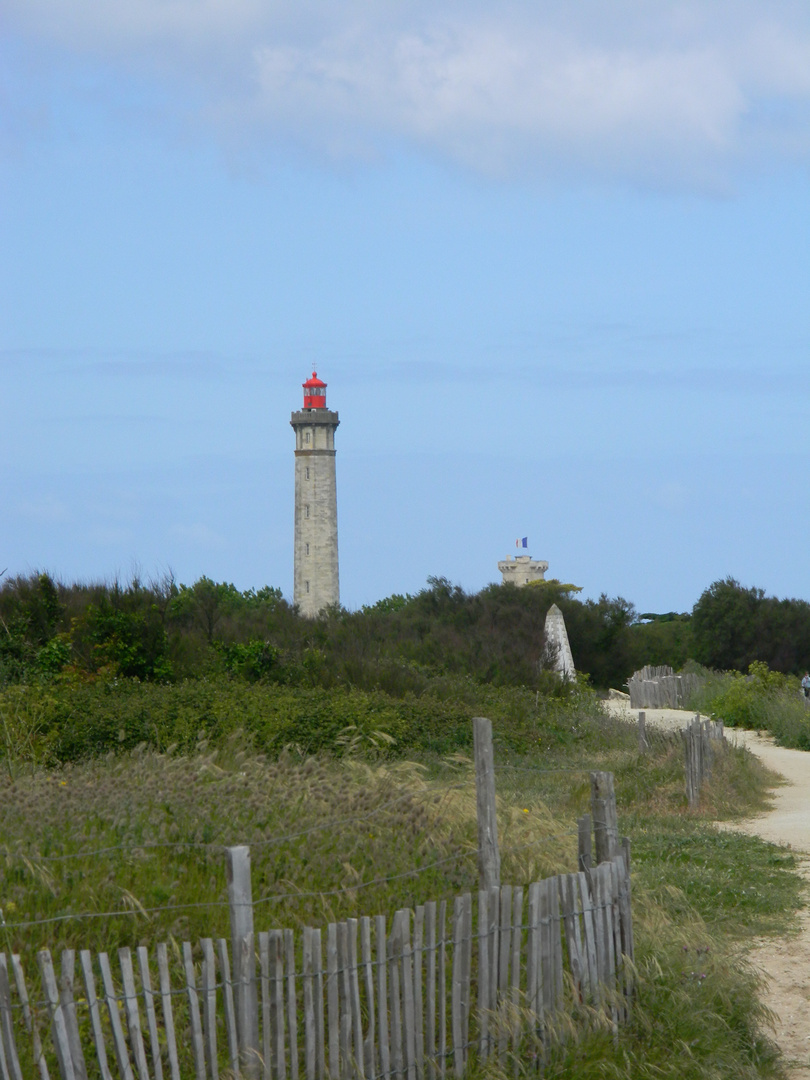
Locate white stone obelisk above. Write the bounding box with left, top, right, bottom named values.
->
left=291, top=372, right=340, bottom=616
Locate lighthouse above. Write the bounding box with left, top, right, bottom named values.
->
left=291, top=372, right=340, bottom=616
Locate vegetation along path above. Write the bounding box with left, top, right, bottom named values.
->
left=611, top=699, right=810, bottom=1078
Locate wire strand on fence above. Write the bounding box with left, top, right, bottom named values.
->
left=0, top=830, right=583, bottom=932
left=6, top=893, right=627, bottom=1015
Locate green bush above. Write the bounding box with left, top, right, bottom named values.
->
left=0, top=668, right=606, bottom=767
left=687, top=661, right=810, bottom=749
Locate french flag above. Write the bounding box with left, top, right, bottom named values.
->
left=516, top=537, right=528, bottom=549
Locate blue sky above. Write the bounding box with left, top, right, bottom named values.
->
left=2, top=1, right=809, bottom=612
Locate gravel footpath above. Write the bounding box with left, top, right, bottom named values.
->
left=606, top=697, right=810, bottom=1076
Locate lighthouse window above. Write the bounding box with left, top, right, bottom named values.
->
left=305, top=505, right=310, bottom=518
left=305, top=432, right=311, bottom=444
left=306, top=581, right=310, bottom=594
left=305, top=543, right=310, bottom=555
left=305, top=466, right=310, bottom=480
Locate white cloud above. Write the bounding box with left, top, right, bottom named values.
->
left=6, top=0, right=810, bottom=186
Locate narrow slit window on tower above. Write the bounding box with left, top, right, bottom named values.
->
left=305, top=466, right=310, bottom=480
left=306, top=581, right=310, bottom=594
left=305, top=431, right=311, bottom=444
left=305, top=543, right=310, bottom=555
left=305, top=505, right=310, bottom=518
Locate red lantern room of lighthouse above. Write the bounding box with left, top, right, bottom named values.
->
left=302, top=372, right=327, bottom=409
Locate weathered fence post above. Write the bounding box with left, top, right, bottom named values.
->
left=226, top=845, right=261, bottom=1077
left=683, top=722, right=701, bottom=809
left=473, top=717, right=501, bottom=891
left=577, top=814, right=592, bottom=874
left=682, top=728, right=694, bottom=808
left=590, top=772, right=618, bottom=865
left=637, top=712, right=649, bottom=754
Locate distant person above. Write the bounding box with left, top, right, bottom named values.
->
left=802, top=672, right=810, bottom=699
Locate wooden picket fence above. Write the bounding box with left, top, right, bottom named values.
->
left=627, top=666, right=701, bottom=710
left=682, top=714, right=726, bottom=809
left=0, top=855, right=633, bottom=1080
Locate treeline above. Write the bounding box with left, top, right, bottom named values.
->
left=0, top=571, right=678, bottom=692
left=1, top=571, right=808, bottom=696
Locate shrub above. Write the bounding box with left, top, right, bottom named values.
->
left=687, top=661, right=810, bottom=749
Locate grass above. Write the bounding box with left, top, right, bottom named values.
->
left=0, top=706, right=804, bottom=1079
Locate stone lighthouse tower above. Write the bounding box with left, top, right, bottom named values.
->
left=291, top=372, right=340, bottom=616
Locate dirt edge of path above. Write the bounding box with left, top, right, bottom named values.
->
left=605, top=700, right=810, bottom=1077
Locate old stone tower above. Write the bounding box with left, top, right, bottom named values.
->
left=291, top=372, right=340, bottom=616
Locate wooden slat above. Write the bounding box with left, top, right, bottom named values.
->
left=182, top=941, right=207, bottom=1080
left=597, top=865, right=617, bottom=988
left=156, top=944, right=181, bottom=1080
left=0, top=954, right=23, bottom=1080
left=201, top=940, right=219, bottom=1080
left=398, top=912, right=416, bottom=1080
left=326, top=925, right=339, bottom=1080
left=77, top=953, right=109, bottom=1080
left=592, top=866, right=617, bottom=1032
left=498, top=885, right=511, bottom=999
left=412, top=906, right=424, bottom=1078
left=536, top=881, right=551, bottom=1024
left=567, top=876, right=587, bottom=1000
left=239, top=932, right=261, bottom=1080
left=614, top=854, right=635, bottom=997
left=270, top=930, right=286, bottom=1080
left=285, top=930, right=300, bottom=1080
left=303, top=930, right=317, bottom=1080
left=0, top=991, right=13, bottom=1080
left=259, top=932, right=271, bottom=1080
left=451, top=894, right=472, bottom=1078
left=487, top=885, right=500, bottom=1017
left=510, top=888, right=523, bottom=1069
left=136, top=948, right=163, bottom=1080
left=608, top=861, right=625, bottom=1021
left=563, top=881, right=585, bottom=1000
left=591, top=867, right=607, bottom=989
left=437, top=901, right=447, bottom=1080
left=387, top=916, right=402, bottom=1080
left=423, top=902, right=436, bottom=1080
left=450, top=898, right=464, bottom=1080
left=60, top=951, right=88, bottom=1080
left=550, top=877, right=563, bottom=1011
left=558, top=878, right=583, bottom=1003
left=119, top=949, right=150, bottom=1080
left=345, top=921, right=363, bottom=1080
left=336, top=925, right=351, bottom=1079
left=461, top=895, right=472, bottom=1066
left=98, top=951, right=134, bottom=1080
left=359, top=919, right=375, bottom=1079
left=38, top=950, right=77, bottom=1080
left=525, top=883, right=541, bottom=1021
left=217, top=939, right=240, bottom=1079
left=497, top=885, right=512, bottom=1060
left=538, top=878, right=562, bottom=1016
left=374, top=917, right=389, bottom=1080
left=313, top=930, right=325, bottom=1080
left=576, top=873, right=598, bottom=1005
left=11, top=954, right=50, bottom=1080
left=476, top=890, right=489, bottom=1059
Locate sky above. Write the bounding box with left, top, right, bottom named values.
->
left=1, top=0, right=809, bottom=614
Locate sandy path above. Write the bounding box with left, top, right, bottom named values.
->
left=606, top=700, right=810, bottom=1076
